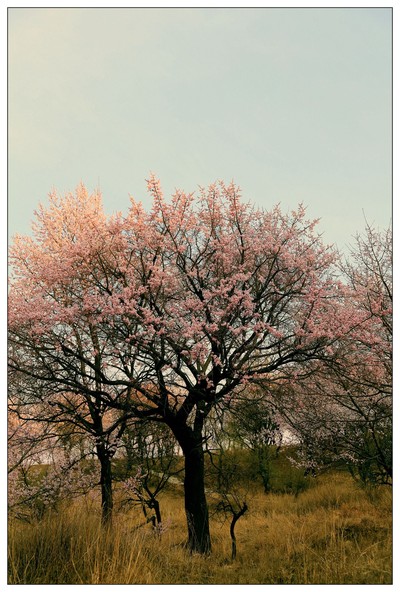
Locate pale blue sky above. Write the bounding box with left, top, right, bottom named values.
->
left=8, top=7, right=392, bottom=251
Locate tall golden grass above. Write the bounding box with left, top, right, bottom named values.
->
left=8, top=472, right=391, bottom=585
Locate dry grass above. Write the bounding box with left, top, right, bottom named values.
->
left=8, top=472, right=392, bottom=585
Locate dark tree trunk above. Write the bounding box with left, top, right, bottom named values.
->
left=168, top=418, right=211, bottom=554
left=143, top=497, right=162, bottom=531
left=184, top=442, right=211, bottom=554
left=98, top=447, right=113, bottom=526
left=230, top=502, right=248, bottom=561
left=153, top=498, right=162, bottom=526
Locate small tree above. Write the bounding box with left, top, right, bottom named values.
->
left=120, top=419, right=181, bottom=531
left=205, top=409, right=249, bottom=561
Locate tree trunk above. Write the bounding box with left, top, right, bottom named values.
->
left=168, top=411, right=211, bottom=554
left=230, top=502, right=248, bottom=561
left=184, top=441, right=211, bottom=554
left=153, top=498, right=162, bottom=527
left=98, top=447, right=113, bottom=526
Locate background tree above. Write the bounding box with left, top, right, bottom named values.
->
left=9, top=364, right=132, bottom=525
left=226, top=390, right=283, bottom=493
left=8, top=178, right=362, bottom=553
left=275, top=224, right=392, bottom=485
left=8, top=187, right=137, bottom=524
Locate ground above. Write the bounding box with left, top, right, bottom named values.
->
left=8, top=471, right=392, bottom=585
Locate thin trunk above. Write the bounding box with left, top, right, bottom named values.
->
left=230, top=502, right=248, bottom=561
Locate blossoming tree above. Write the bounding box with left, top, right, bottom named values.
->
left=8, top=187, right=134, bottom=524
left=9, top=178, right=358, bottom=553
left=274, top=224, right=392, bottom=484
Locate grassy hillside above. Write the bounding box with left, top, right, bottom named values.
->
left=8, top=471, right=392, bottom=585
